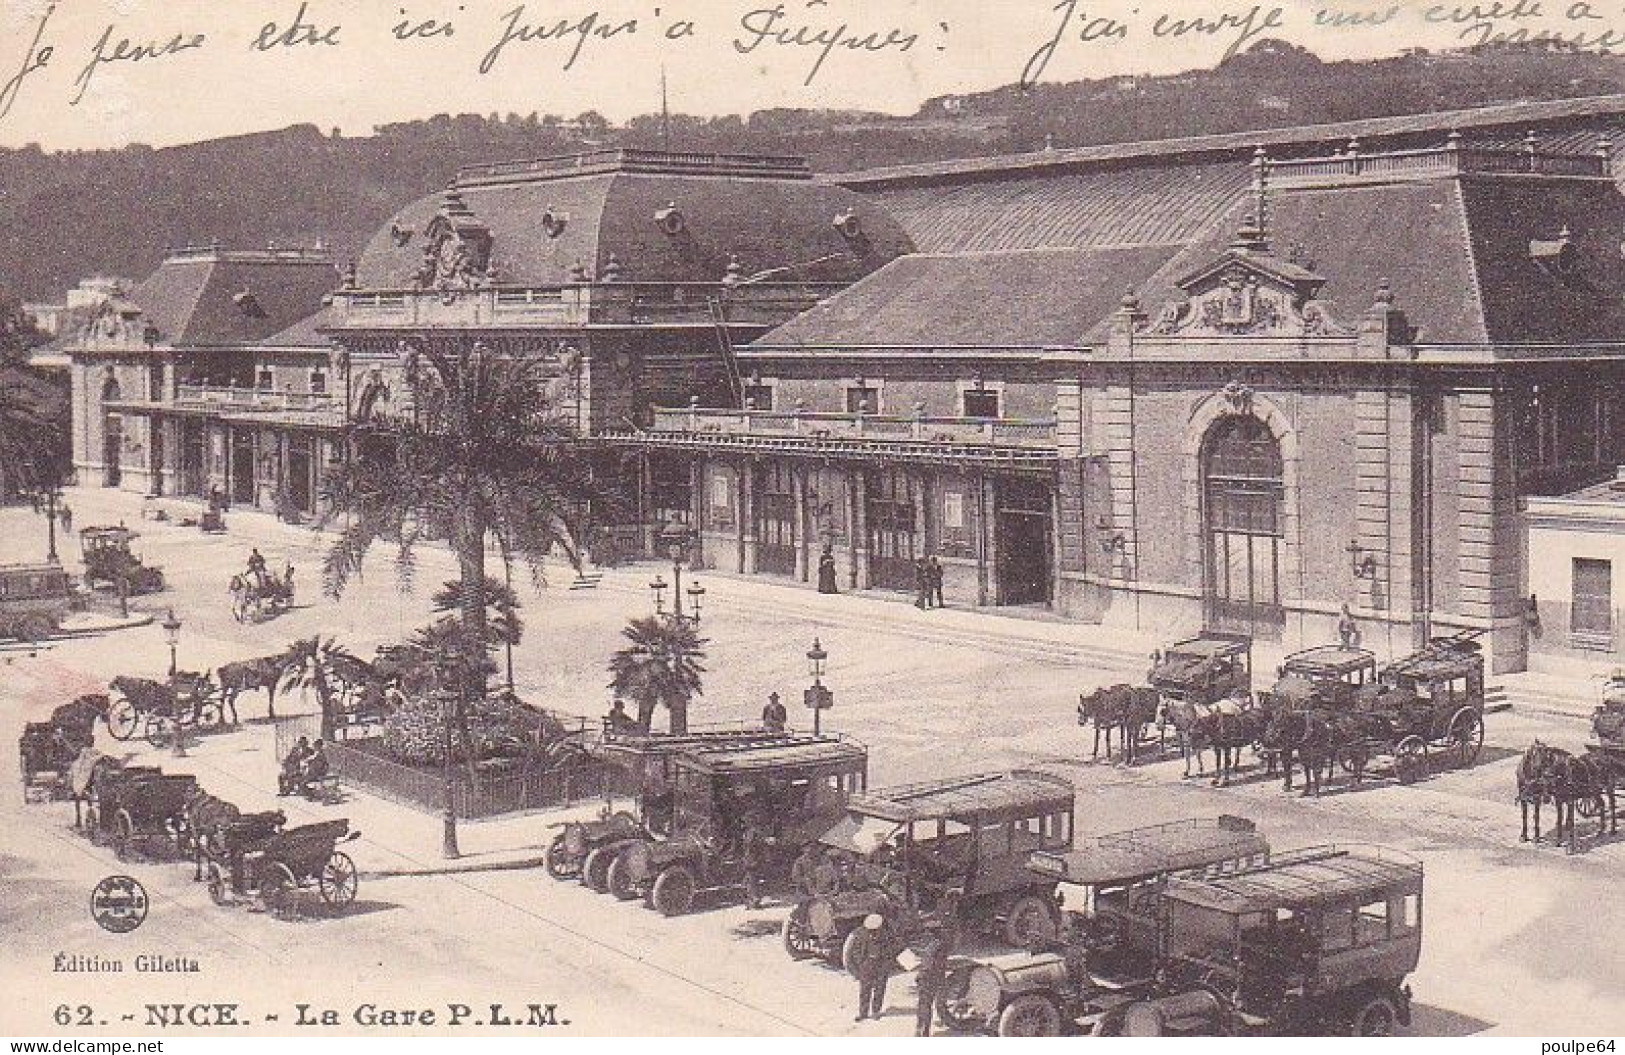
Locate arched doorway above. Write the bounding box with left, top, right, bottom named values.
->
left=1201, top=415, right=1284, bottom=635
left=101, top=376, right=123, bottom=488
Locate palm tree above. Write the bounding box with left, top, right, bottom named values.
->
left=430, top=576, right=523, bottom=650
left=319, top=341, right=613, bottom=658
left=280, top=636, right=362, bottom=740
left=608, top=616, right=708, bottom=734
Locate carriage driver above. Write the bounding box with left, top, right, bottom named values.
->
left=246, top=548, right=269, bottom=590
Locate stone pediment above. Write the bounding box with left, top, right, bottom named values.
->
left=1143, top=246, right=1347, bottom=338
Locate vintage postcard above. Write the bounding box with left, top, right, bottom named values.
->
left=4, top=0, right=1625, bottom=1041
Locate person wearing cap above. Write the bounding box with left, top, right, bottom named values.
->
left=848, top=912, right=898, bottom=1022
left=761, top=692, right=787, bottom=733
left=913, top=889, right=964, bottom=1035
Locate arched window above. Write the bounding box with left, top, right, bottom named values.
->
left=1202, top=415, right=1284, bottom=632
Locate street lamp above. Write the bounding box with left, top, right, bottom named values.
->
left=651, top=519, right=703, bottom=626
left=804, top=636, right=833, bottom=735
left=161, top=608, right=182, bottom=676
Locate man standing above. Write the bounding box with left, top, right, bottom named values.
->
left=849, top=913, right=897, bottom=1022
left=914, top=556, right=931, bottom=609
left=762, top=691, right=787, bottom=733
left=915, top=889, right=963, bottom=1035
left=928, top=555, right=945, bottom=609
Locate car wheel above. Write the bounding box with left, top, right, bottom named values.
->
left=606, top=852, right=639, bottom=901
left=650, top=866, right=696, bottom=916
left=544, top=834, right=578, bottom=880
left=1003, top=893, right=1057, bottom=948
left=581, top=846, right=616, bottom=893
left=1350, top=994, right=1399, bottom=1037
left=998, top=993, right=1063, bottom=1037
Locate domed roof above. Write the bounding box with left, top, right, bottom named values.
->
left=355, top=150, right=912, bottom=290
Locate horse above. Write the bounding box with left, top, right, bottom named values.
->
left=181, top=790, right=242, bottom=880
left=216, top=655, right=288, bottom=724
left=1078, top=685, right=1161, bottom=764
left=1522, top=745, right=1618, bottom=853
left=48, top=694, right=110, bottom=751
left=228, top=563, right=295, bottom=623
left=1262, top=708, right=1338, bottom=797
left=1161, top=698, right=1216, bottom=778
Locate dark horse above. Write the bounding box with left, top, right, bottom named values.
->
left=48, top=694, right=111, bottom=750
left=1163, top=694, right=1259, bottom=785
left=1078, top=685, right=1160, bottom=764
left=1519, top=741, right=1618, bottom=853
left=1261, top=708, right=1338, bottom=797
left=216, top=654, right=289, bottom=724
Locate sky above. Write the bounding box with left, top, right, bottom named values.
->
left=1, top=0, right=1621, bottom=151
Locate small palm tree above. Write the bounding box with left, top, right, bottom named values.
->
left=430, top=577, right=523, bottom=652
left=608, top=616, right=707, bottom=734
left=280, top=636, right=360, bottom=740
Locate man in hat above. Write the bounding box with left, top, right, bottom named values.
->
left=928, top=555, right=945, bottom=610
left=762, top=691, right=788, bottom=733
left=849, top=912, right=898, bottom=1022
left=914, top=888, right=963, bottom=1036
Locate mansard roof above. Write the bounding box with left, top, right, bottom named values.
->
left=127, top=247, right=336, bottom=348
left=353, top=149, right=912, bottom=290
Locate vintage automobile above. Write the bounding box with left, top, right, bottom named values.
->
left=79, top=526, right=165, bottom=594
left=939, top=815, right=1271, bottom=1036
left=1263, top=646, right=1380, bottom=712
left=609, top=733, right=869, bottom=915
left=1150, top=634, right=1254, bottom=706
left=545, top=726, right=796, bottom=888
left=1133, top=844, right=1424, bottom=1036
left=783, top=769, right=1076, bottom=967
left=0, top=562, right=74, bottom=642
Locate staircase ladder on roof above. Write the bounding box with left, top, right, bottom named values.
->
left=707, top=296, right=746, bottom=408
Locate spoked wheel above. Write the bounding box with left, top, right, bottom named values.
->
left=1449, top=708, right=1484, bottom=768
left=318, top=852, right=358, bottom=909
left=194, top=700, right=223, bottom=729
left=1003, top=894, right=1058, bottom=948
left=206, top=861, right=232, bottom=906
left=781, top=904, right=816, bottom=960
left=581, top=846, right=616, bottom=893
left=1394, top=736, right=1428, bottom=784
left=935, top=970, right=980, bottom=1033
left=106, top=700, right=138, bottom=741
left=650, top=866, right=696, bottom=917
left=1576, top=794, right=1604, bottom=819
left=543, top=834, right=579, bottom=880
left=113, top=810, right=136, bottom=861
left=260, top=862, right=299, bottom=918
left=998, top=993, right=1063, bottom=1037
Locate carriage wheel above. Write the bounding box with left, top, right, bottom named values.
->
left=113, top=809, right=136, bottom=861
left=998, top=994, right=1064, bottom=1037
left=144, top=715, right=174, bottom=749
left=206, top=861, right=232, bottom=906
left=260, top=862, right=299, bottom=918
left=781, top=905, right=816, bottom=960
left=106, top=700, right=138, bottom=741
left=195, top=700, right=223, bottom=729
left=1449, top=709, right=1484, bottom=768
left=1576, top=794, right=1604, bottom=819
left=318, top=852, right=358, bottom=909
left=1394, top=736, right=1428, bottom=784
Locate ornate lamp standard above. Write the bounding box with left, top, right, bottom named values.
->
left=161, top=608, right=182, bottom=675
left=804, top=637, right=834, bottom=735
left=649, top=519, right=705, bottom=626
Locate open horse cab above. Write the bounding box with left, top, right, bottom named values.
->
left=783, top=770, right=1075, bottom=966
left=1150, top=634, right=1253, bottom=706
left=940, top=815, right=1270, bottom=1036
left=549, top=725, right=801, bottom=888
left=1139, top=845, right=1423, bottom=1036
left=610, top=732, right=868, bottom=915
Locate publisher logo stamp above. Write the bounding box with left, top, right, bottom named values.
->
left=90, top=875, right=148, bottom=933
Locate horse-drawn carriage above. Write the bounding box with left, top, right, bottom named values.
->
left=106, top=673, right=227, bottom=744
left=229, top=562, right=295, bottom=623
left=1339, top=634, right=1486, bottom=784
left=79, top=526, right=165, bottom=594
left=1517, top=678, right=1625, bottom=851
left=207, top=818, right=361, bottom=918
left=1150, top=634, right=1253, bottom=706
left=76, top=758, right=199, bottom=861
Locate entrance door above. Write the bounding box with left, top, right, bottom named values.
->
left=867, top=469, right=918, bottom=592
left=754, top=463, right=797, bottom=576
left=231, top=430, right=256, bottom=505
left=102, top=415, right=122, bottom=487
left=182, top=425, right=205, bottom=497
left=1201, top=416, right=1285, bottom=636
left=996, top=478, right=1052, bottom=605
left=287, top=438, right=314, bottom=514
